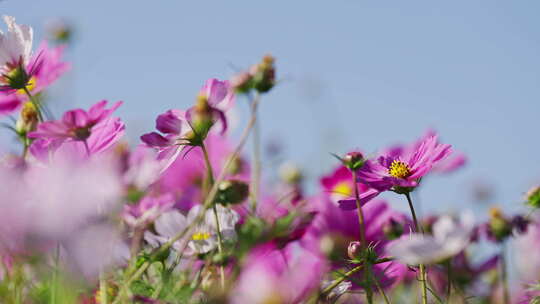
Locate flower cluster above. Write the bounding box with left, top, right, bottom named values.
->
left=0, top=15, right=537, bottom=304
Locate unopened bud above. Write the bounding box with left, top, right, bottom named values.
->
left=216, top=180, right=249, bottom=205
left=189, top=95, right=214, bottom=143
left=343, top=151, right=365, bottom=170
left=488, top=207, right=512, bottom=242
left=347, top=241, right=362, bottom=260
left=226, top=156, right=245, bottom=175
left=279, top=162, right=303, bottom=184
left=252, top=54, right=276, bottom=93
left=525, top=186, right=540, bottom=208
left=230, top=71, right=253, bottom=94
left=16, top=102, right=38, bottom=134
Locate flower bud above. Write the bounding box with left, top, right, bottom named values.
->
left=279, top=162, right=303, bottom=184
left=215, top=180, right=249, bottom=205
left=347, top=241, right=362, bottom=260
left=16, top=102, right=38, bottom=134
left=230, top=71, right=253, bottom=94
left=383, top=219, right=404, bottom=240
left=342, top=151, right=365, bottom=170
left=252, top=54, right=276, bottom=93
left=188, top=94, right=215, bottom=144
left=226, top=156, right=245, bottom=175
left=487, top=207, right=512, bottom=242
left=525, top=186, right=540, bottom=208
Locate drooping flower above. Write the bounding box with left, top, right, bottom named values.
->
left=387, top=212, right=475, bottom=265
left=141, top=78, right=235, bottom=168
left=28, top=100, right=124, bottom=158
left=145, top=204, right=240, bottom=255
left=140, top=109, right=189, bottom=163
left=358, top=132, right=453, bottom=192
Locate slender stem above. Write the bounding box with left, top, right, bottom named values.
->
left=369, top=265, right=392, bottom=304
left=351, top=170, right=373, bottom=303
left=351, top=171, right=367, bottom=247
left=446, top=259, right=452, bottom=301
left=249, top=92, right=261, bottom=211
left=99, top=272, right=108, bottom=304
left=404, top=192, right=428, bottom=304
left=22, top=87, right=43, bottom=122
left=320, top=257, right=393, bottom=297
left=200, top=143, right=226, bottom=289
left=51, top=243, right=60, bottom=304
left=500, top=243, right=510, bottom=304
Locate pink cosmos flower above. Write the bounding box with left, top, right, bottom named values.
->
left=0, top=41, right=69, bottom=115
left=321, top=165, right=381, bottom=210
left=231, top=243, right=327, bottom=304
left=358, top=132, right=453, bottom=192
left=28, top=100, right=124, bottom=158
left=141, top=78, right=235, bottom=168
left=302, top=195, right=413, bottom=290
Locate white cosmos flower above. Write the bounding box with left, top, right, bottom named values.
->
left=387, top=211, right=475, bottom=265
left=145, top=204, right=240, bottom=255
left=0, top=16, right=33, bottom=72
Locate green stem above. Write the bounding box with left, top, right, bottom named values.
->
left=404, top=192, right=428, bottom=304
left=51, top=243, right=60, bottom=304
left=99, top=272, right=108, bottom=304
left=351, top=170, right=373, bottom=303
left=369, top=265, right=392, bottom=304
left=446, top=259, right=452, bottom=301
left=249, top=92, right=261, bottom=211
left=22, top=87, right=43, bottom=122
left=319, top=257, right=393, bottom=297
left=500, top=243, right=510, bottom=304
left=200, top=142, right=226, bottom=289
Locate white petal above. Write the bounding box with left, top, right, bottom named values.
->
left=154, top=210, right=188, bottom=238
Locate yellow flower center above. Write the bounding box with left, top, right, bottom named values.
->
left=16, top=76, right=37, bottom=94
left=388, top=160, right=411, bottom=179
left=332, top=181, right=353, bottom=198
left=191, top=232, right=211, bottom=241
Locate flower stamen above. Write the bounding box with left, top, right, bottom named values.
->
left=388, top=160, right=411, bottom=179
left=191, top=232, right=211, bottom=241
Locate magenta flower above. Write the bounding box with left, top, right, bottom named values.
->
left=141, top=78, right=235, bottom=169
left=28, top=100, right=124, bottom=158
left=140, top=109, right=189, bottom=162
left=358, top=132, right=453, bottom=192
left=199, top=78, right=235, bottom=111
left=0, top=41, right=69, bottom=115
left=231, top=243, right=326, bottom=303
left=302, top=195, right=413, bottom=289
left=320, top=165, right=380, bottom=210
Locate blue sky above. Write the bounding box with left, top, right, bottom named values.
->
left=2, top=1, right=540, bottom=217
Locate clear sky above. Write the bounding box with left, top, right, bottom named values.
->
left=2, top=1, right=540, bottom=217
